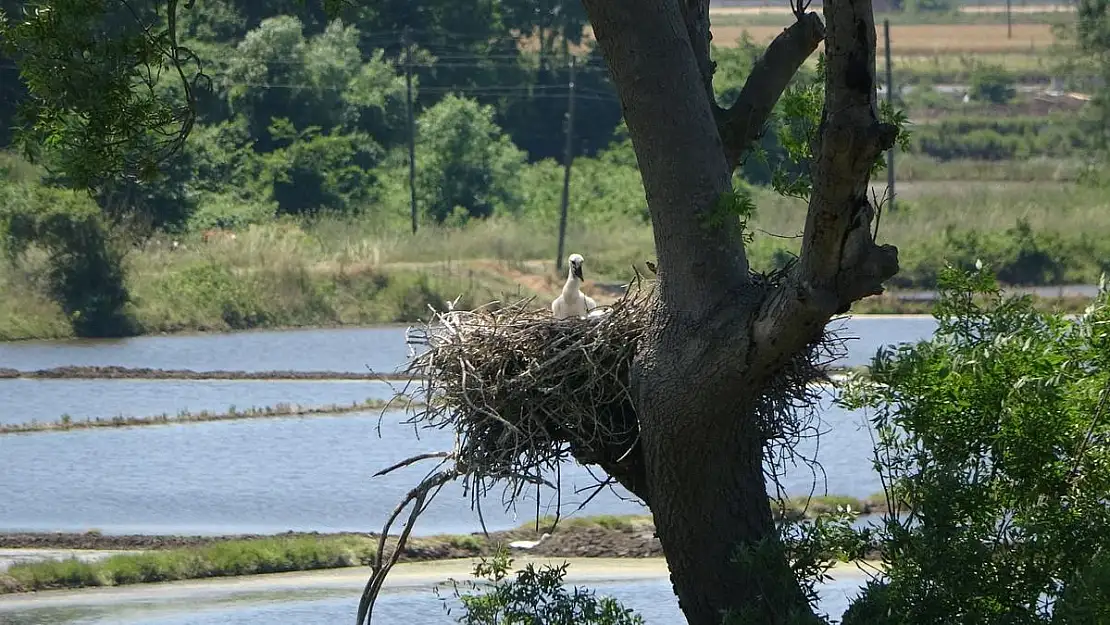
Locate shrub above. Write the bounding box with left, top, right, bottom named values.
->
left=0, top=183, right=134, bottom=337
left=435, top=547, right=645, bottom=625
left=187, top=193, right=277, bottom=231
left=968, top=64, right=1017, bottom=104
left=412, top=94, right=527, bottom=224
left=838, top=266, right=1110, bottom=624
left=150, top=262, right=270, bottom=330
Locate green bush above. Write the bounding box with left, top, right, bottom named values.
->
left=150, top=262, right=270, bottom=330
left=187, top=193, right=277, bottom=231
left=890, top=218, right=1110, bottom=288
left=3, top=536, right=377, bottom=592
left=0, top=183, right=134, bottom=337
left=903, top=0, right=956, bottom=13
left=967, top=64, right=1017, bottom=104
left=910, top=116, right=1090, bottom=161
left=435, top=547, right=645, bottom=625
left=410, top=94, right=527, bottom=224
left=261, top=121, right=380, bottom=216
left=838, top=266, right=1110, bottom=624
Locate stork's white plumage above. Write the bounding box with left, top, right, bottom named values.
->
left=508, top=533, right=551, bottom=550
left=551, top=253, right=597, bottom=319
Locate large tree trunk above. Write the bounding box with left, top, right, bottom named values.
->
left=579, top=0, right=899, bottom=623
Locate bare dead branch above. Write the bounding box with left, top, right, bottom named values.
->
left=373, top=452, right=452, bottom=478
left=356, top=468, right=455, bottom=625
left=716, top=12, right=826, bottom=170
left=581, top=0, right=747, bottom=307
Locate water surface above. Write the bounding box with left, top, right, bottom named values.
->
left=0, top=317, right=937, bottom=373
left=0, top=327, right=412, bottom=374
left=0, top=573, right=873, bottom=625
left=0, top=379, right=410, bottom=425
left=0, top=393, right=880, bottom=537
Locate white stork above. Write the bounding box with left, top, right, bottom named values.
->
left=551, top=253, right=597, bottom=319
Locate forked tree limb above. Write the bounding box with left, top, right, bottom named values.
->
left=581, top=0, right=747, bottom=308
left=356, top=468, right=455, bottom=625
left=753, top=0, right=899, bottom=371
left=715, top=12, right=826, bottom=170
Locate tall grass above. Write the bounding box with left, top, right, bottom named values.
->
left=1, top=181, right=1105, bottom=340
left=0, top=507, right=888, bottom=594
left=894, top=155, right=1082, bottom=182
left=2, top=535, right=377, bottom=592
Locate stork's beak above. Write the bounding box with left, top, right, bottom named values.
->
left=573, top=264, right=583, bottom=281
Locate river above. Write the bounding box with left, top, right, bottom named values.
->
left=0, top=319, right=932, bottom=623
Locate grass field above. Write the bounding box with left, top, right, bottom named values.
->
left=2, top=177, right=1104, bottom=340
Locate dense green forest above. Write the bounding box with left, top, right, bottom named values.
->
left=0, top=0, right=1107, bottom=338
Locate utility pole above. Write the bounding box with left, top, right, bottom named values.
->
left=1006, top=0, right=1013, bottom=39
left=884, top=19, right=896, bottom=212
left=555, top=55, right=576, bottom=273
left=404, top=27, right=418, bottom=235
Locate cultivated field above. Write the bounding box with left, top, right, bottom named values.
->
left=711, top=22, right=1058, bottom=53
left=707, top=4, right=1075, bottom=16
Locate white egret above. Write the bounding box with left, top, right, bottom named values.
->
left=508, top=533, right=551, bottom=550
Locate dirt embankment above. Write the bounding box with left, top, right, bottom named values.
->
left=0, top=522, right=664, bottom=562
left=0, top=508, right=889, bottom=564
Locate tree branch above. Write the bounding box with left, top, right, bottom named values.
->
left=581, top=0, right=747, bottom=309
left=716, top=12, right=825, bottom=171
left=680, top=0, right=716, bottom=103
left=752, top=0, right=899, bottom=368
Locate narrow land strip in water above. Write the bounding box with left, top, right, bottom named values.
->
left=0, top=511, right=888, bottom=595
left=1, top=556, right=884, bottom=613
left=0, top=398, right=422, bottom=435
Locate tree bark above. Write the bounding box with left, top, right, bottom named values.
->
left=579, top=0, right=899, bottom=623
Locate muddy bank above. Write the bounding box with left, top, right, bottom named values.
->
left=0, top=366, right=418, bottom=382
left=0, top=526, right=660, bottom=560
left=0, top=512, right=883, bottom=562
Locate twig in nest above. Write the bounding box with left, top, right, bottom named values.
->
left=398, top=276, right=656, bottom=516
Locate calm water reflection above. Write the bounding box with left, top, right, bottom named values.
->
left=0, top=317, right=936, bottom=373
left=0, top=379, right=409, bottom=425
left=0, top=392, right=880, bottom=537
left=0, top=327, right=412, bottom=374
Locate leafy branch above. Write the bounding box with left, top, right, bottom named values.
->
left=0, top=0, right=209, bottom=190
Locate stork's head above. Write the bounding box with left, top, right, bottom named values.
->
left=568, top=253, right=584, bottom=281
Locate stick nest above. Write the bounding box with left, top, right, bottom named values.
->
left=398, top=269, right=848, bottom=512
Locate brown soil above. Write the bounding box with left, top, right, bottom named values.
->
left=0, top=524, right=662, bottom=561
left=0, top=521, right=884, bottom=565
